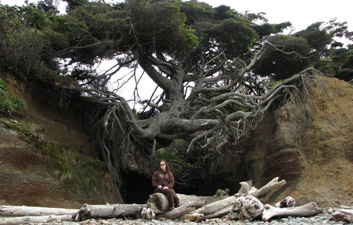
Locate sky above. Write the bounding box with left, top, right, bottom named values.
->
left=202, top=0, right=353, bottom=32
left=1, top=0, right=352, bottom=32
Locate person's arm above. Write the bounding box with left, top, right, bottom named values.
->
left=167, top=172, right=175, bottom=189
left=152, top=171, right=160, bottom=188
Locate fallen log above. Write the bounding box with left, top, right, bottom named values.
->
left=331, top=209, right=353, bottom=223
left=77, top=203, right=146, bottom=221
left=147, top=193, right=226, bottom=214
left=161, top=201, right=198, bottom=219
left=194, top=195, right=236, bottom=215
left=248, top=177, right=286, bottom=202
left=0, top=215, right=73, bottom=225
left=262, top=202, right=323, bottom=221
left=203, top=205, right=233, bottom=219
left=0, top=205, right=78, bottom=217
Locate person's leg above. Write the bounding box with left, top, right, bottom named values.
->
left=162, top=189, right=175, bottom=208
left=171, top=190, right=179, bottom=207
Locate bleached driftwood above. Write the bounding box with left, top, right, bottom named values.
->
left=0, top=215, right=73, bottom=225
left=331, top=209, right=353, bottom=223
left=274, top=196, right=296, bottom=208
left=194, top=195, right=236, bottom=215
left=0, top=205, right=78, bottom=217
left=147, top=193, right=225, bottom=214
left=237, top=181, right=252, bottom=195
left=229, top=195, right=264, bottom=220
left=77, top=203, right=146, bottom=221
left=203, top=204, right=233, bottom=219
left=161, top=201, right=198, bottom=219
left=181, top=212, right=204, bottom=222
left=248, top=177, right=286, bottom=201
left=262, top=202, right=323, bottom=221
left=141, top=207, right=155, bottom=220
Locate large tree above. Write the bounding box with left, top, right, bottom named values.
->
left=52, top=0, right=294, bottom=147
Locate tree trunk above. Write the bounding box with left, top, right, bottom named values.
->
left=0, top=205, right=78, bottom=217
left=77, top=203, right=146, bottom=221
left=0, top=215, right=73, bottom=225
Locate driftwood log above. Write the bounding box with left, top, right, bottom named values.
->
left=0, top=205, right=78, bottom=225
left=0, top=205, right=78, bottom=217
left=229, top=195, right=264, bottom=220
left=147, top=193, right=227, bottom=214
left=331, top=208, right=353, bottom=223
left=262, top=202, right=323, bottom=221
left=0, top=215, right=73, bottom=225
left=237, top=177, right=286, bottom=201
left=76, top=203, right=146, bottom=221
left=161, top=201, right=199, bottom=219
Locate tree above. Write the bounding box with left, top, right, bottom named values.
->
left=49, top=0, right=289, bottom=147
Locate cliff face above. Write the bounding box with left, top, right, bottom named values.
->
left=244, top=76, right=353, bottom=207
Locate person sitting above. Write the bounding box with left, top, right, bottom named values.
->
left=151, top=160, right=179, bottom=210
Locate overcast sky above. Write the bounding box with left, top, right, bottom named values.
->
left=1, top=0, right=352, bottom=32
left=202, top=0, right=352, bottom=32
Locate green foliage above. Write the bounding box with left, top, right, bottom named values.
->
left=254, top=35, right=311, bottom=80
left=295, top=22, right=332, bottom=52
left=156, top=139, right=190, bottom=177
left=0, top=77, right=25, bottom=116
left=36, top=142, right=105, bottom=195
left=55, top=0, right=199, bottom=64
left=210, top=19, right=258, bottom=56
left=317, top=48, right=353, bottom=81
left=0, top=4, right=60, bottom=79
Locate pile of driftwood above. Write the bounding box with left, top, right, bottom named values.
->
left=0, top=177, right=351, bottom=224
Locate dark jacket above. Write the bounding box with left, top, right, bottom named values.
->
left=152, top=169, right=175, bottom=189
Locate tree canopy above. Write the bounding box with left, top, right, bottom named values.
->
left=0, top=0, right=352, bottom=197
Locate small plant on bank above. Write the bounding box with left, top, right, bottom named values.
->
left=0, top=77, right=25, bottom=116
